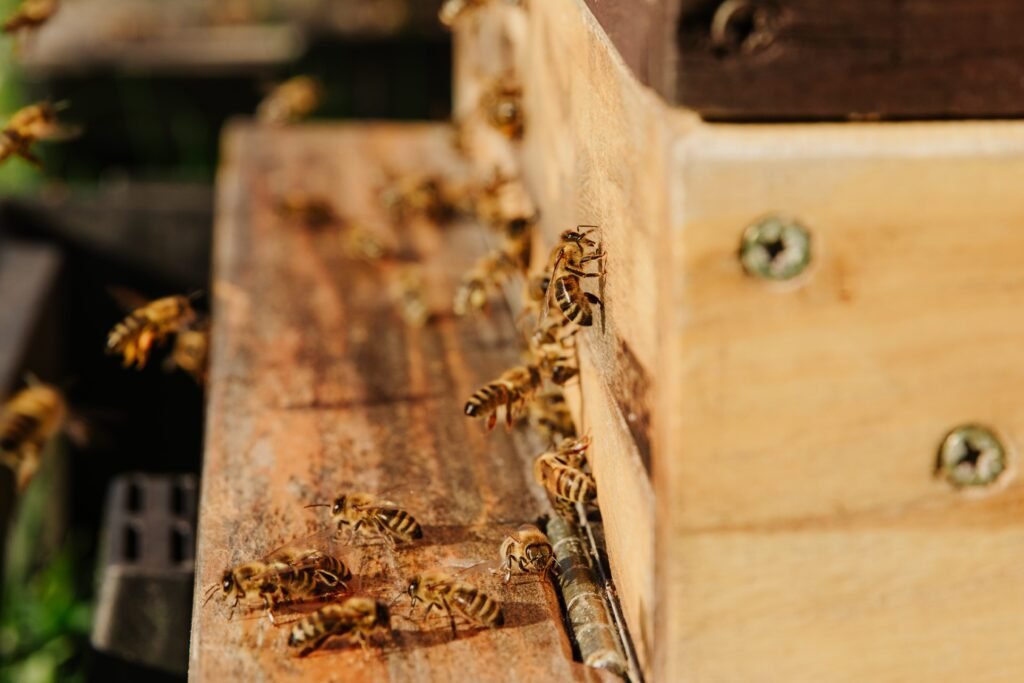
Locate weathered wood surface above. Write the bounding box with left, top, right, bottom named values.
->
left=588, top=0, right=1024, bottom=120
left=189, top=122, right=616, bottom=682
left=453, top=2, right=663, bottom=675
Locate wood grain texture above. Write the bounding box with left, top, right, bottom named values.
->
left=586, top=0, right=1024, bottom=120
left=188, top=122, right=617, bottom=683
left=453, top=1, right=666, bottom=676
left=662, top=120, right=1024, bottom=681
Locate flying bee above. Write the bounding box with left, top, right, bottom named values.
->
left=464, top=363, right=542, bottom=430
left=407, top=569, right=504, bottom=634
left=256, top=75, right=322, bottom=124
left=6, top=101, right=78, bottom=141
left=106, top=294, right=197, bottom=369
left=0, top=379, right=65, bottom=490
left=203, top=546, right=352, bottom=619
left=482, top=78, right=524, bottom=140
left=308, top=492, right=423, bottom=547
left=2, top=0, right=58, bottom=35
left=164, top=321, right=209, bottom=385
left=499, top=524, right=556, bottom=582
left=287, top=597, right=391, bottom=657
left=533, top=436, right=596, bottom=506
left=525, top=390, right=577, bottom=445
left=543, top=226, right=606, bottom=329
left=272, top=191, right=338, bottom=229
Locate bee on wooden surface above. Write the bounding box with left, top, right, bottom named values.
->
left=394, top=268, right=432, bottom=327
left=0, top=379, right=65, bottom=490
left=453, top=227, right=531, bottom=316
left=378, top=173, right=472, bottom=226
left=499, top=524, right=555, bottom=582
left=256, top=75, right=322, bottom=125
left=308, top=492, right=423, bottom=547
left=2, top=0, right=58, bottom=35
left=525, top=390, right=577, bottom=445
left=287, top=597, right=391, bottom=657
left=482, top=78, right=524, bottom=141
left=529, top=319, right=579, bottom=386
left=464, top=363, right=542, bottom=430
left=533, top=436, right=596, bottom=506
left=543, top=226, right=606, bottom=328
left=203, top=546, right=352, bottom=619
left=407, top=569, right=504, bottom=634
left=106, top=294, right=197, bottom=369
left=164, top=321, right=209, bottom=385
left=272, top=191, right=338, bottom=229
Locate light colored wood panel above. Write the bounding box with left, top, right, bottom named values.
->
left=669, top=121, right=1024, bottom=529
left=666, top=521, right=1024, bottom=683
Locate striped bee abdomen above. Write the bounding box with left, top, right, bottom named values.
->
left=375, top=507, right=423, bottom=541
left=451, top=584, right=504, bottom=628
left=554, top=277, right=593, bottom=327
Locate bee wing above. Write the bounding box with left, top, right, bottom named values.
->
left=106, top=286, right=150, bottom=313
left=539, top=247, right=566, bottom=329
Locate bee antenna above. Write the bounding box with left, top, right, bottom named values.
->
left=304, top=503, right=330, bottom=509
left=201, top=584, right=220, bottom=607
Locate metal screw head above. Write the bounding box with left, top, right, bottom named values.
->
left=739, top=215, right=811, bottom=280
left=936, top=424, right=1006, bottom=488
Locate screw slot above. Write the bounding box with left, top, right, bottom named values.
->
left=936, top=424, right=1006, bottom=488
left=739, top=214, right=811, bottom=280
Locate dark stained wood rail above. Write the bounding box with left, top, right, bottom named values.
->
left=188, top=122, right=616, bottom=682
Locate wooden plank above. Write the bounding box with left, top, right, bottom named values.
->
left=452, top=1, right=665, bottom=675
left=662, top=120, right=1024, bottom=680
left=587, top=0, right=1024, bottom=120
left=188, top=122, right=618, bottom=682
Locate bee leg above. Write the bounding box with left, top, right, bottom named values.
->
left=585, top=292, right=605, bottom=332
left=486, top=411, right=498, bottom=431
left=440, top=598, right=457, bottom=637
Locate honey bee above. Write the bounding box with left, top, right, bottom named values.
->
left=533, top=436, right=596, bottom=506
left=2, top=0, right=58, bottom=35
left=407, top=569, right=504, bottom=634
left=464, top=363, right=542, bottom=430
left=287, top=597, right=391, bottom=657
left=256, top=75, right=322, bottom=124
left=529, top=319, right=579, bottom=386
left=525, top=390, right=577, bottom=445
left=395, top=268, right=431, bottom=327
left=308, top=492, right=423, bottom=547
left=453, top=227, right=531, bottom=316
left=165, top=322, right=209, bottom=384
left=6, top=101, right=76, bottom=140
left=482, top=78, right=524, bottom=140
left=204, top=546, right=352, bottom=619
left=378, top=173, right=471, bottom=226
left=106, top=294, right=197, bottom=369
left=0, top=379, right=65, bottom=490
left=0, top=101, right=75, bottom=167
left=543, top=226, right=606, bottom=328
left=272, top=191, right=338, bottom=228
left=499, top=524, right=556, bottom=582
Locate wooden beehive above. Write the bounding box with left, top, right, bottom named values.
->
left=190, top=0, right=1024, bottom=680
left=453, top=1, right=1024, bottom=680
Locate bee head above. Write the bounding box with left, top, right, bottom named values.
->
left=407, top=576, right=421, bottom=600
left=331, top=495, right=346, bottom=516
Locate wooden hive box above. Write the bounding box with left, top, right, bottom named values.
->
left=452, top=1, right=1024, bottom=680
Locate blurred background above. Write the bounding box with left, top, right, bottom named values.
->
left=0, top=1, right=450, bottom=681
